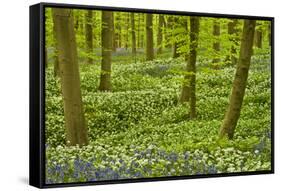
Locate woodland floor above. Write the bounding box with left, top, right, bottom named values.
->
left=45, top=48, right=272, bottom=184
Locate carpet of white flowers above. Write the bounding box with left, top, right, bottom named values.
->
left=45, top=55, right=271, bottom=184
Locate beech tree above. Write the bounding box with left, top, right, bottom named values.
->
left=99, top=11, right=113, bottom=91
left=85, top=10, right=94, bottom=64
left=189, top=16, right=200, bottom=119
left=146, top=14, right=154, bottom=61
left=212, top=20, right=220, bottom=65
left=52, top=8, right=88, bottom=146
left=219, top=19, right=256, bottom=139
left=131, top=13, right=137, bottom=55
left=157, top=15, right=164, bottom=55
left=254, top=22, right=263, bottom=48
left=226, top=19, right=239, bottom=65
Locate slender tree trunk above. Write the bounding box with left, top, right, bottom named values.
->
left=172, top=17, right=180, bottom=58
left=212, top=20, right=220, bottom=65
left=166, top=16, right=173, bottom=49
left=53, top=25, right=60, bottom=77
left=179, top=17, right=190, bottom=103
left=146, top=14, right=154, bottom=61
left=112, top=12, right=116, bottom=52
left=85, top=10, right=94, bottom=64
left=52, top=8, right=88, bottom=146
left=99, top=11, right=113, bottom=91
left=254, top=23, right=262, bottom=48
left=226, top=19, right=239, bottom=65
left=137, top=14, right=141, bottom=48
left=131, top=13, right=137, bottom=55
left=219, top=20, right=256, bottom=139
left=189, top=17, right=200, bottom=119
left=157, top=15, right=164, bottom=55
left=173, top=42, right=180, bottom=58
left=268, top=23, right=271, bottom=46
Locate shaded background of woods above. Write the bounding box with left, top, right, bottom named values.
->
left=47, top=8, right=271, bottom=146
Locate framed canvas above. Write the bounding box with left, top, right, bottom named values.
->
left=29, top=2, right=274, bottom=188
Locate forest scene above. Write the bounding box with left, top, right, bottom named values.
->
left=45, top=7, right=272, bottom=184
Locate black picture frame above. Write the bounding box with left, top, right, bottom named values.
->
left=30, top=2, right=274, bottom=188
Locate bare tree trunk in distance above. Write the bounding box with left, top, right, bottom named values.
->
left=268, top=23, right=271, bottom=46
left=99, top=11, right=113, bottom=91
left=219, top=20, right=256, bottom=139
left=157, top=15, right=164, bottom=55
left=52, top=8, right=88, bottom=146
left=226, top=19, right=239, bottom=65
left=189, top=17, right=200, bottom=119
left=212, top=20, right=220, bottom=65
left=85, top=10, right=94, bottom=64
left=254, top=23, right=262, bottom=48
left=179, top=17, right=190, bottom=104
left=131, top=13, right=137, bottom=55
left=146, top=14, right=154, bottom=61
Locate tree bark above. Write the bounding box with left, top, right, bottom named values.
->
left=85, top=10, right=94, bottom=64
left=157, top=15, right=164, bottom=55
left=52, top=8, right=88, bottom=146
left=146, top=14, right=154, bottom=61
left=212, top=20, right=220, bottom=65
left=189, top=17, right=200, bottom=119
left=131, top=13, right=137, bottom=55
left=219, top=20, right=256, bottom=139
left=99, top=11, right=113, bottom=91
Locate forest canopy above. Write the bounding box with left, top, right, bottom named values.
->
left=45, top=7, right=272, bottom=184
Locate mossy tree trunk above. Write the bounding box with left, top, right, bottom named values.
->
left=99, top=11, right=113, bottom=91
left=52, top=8, right=88, bottom=146
left=131, top=13, right=137, bottom=55
left=189, top=16, right=200, bottom=119
left=85, top=10, right=94, bottom=64
left=219, top=20, right=256, bottom=139
left=157, top=15, right=164, bottom=55
left=146, top=14, right=154, bottom=61
left=212, top=20, right=220, bottom=65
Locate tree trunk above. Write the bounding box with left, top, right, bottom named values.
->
left=157, top=15, right=164, bottom=55
left=131, top=13, right=137, bottom=55
left=85, top=10, right=94, bottom=64
left=179, top=17, right=190, bottom=103
left=112, top=12, right=116, bottom=52
left=212, top=20, right=220, bottom=65
left=146, top=14, right=154, bottom=61
left=99, top=11, right=113, bottom=91
left=219, top=20, right=256, bottom=139
left=254, top=23, right=262, bottom=48
left=52, top=8, right=88, bottom=146
left=172, top=17, right=180, bottom=58
left=165, top=16, right=173, bottom=49
left=226, top=19, right=239, bottom=65
left=268, top=23, right=271, bottom=46
left=173, top=42, right=180, bottom=58
left=189, top=17, right=200, bottom=119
